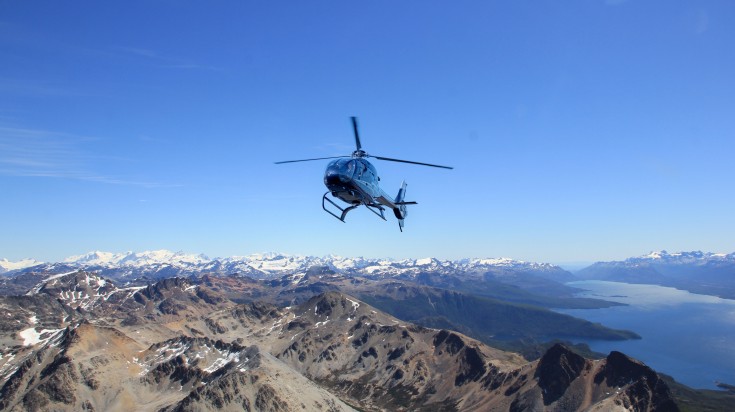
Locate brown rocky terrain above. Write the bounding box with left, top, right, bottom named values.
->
left=0, top=272, right=680, bottom=411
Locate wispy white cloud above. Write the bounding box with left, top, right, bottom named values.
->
left=695, top=10, right=709, bottom=34
left=0, top=77, right=91, bottom=97
left=137, top=134, right=169, bottom=144
left=116, top=46, right=160, bottom=58
left=2, top=19, right=221, bottom=75
left=0, top=126, right=180, bottom=188
left=114, top=46, right=222, bottom=71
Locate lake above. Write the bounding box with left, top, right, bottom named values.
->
left=557, top=280, right=735, bottom=390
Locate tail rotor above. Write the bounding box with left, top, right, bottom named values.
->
left=393, top=181, right=414, bottom=232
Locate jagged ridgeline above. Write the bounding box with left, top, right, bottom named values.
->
left=0, top=270, right=682, bottom=411
left=1, top=255, right=638, bottom=347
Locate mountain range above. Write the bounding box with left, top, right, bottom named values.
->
left=3, top=249, right=732, bottom=344
left=576, top=250, right=735, bottom=299
left=0, top=270, right=679, bottom=411
left=4, top=249, right=733, bottom=299
left=0, top=253, right=634, bottom=347
left=1, top=249, right=733, bottom=409
left=0, top=250, right=569, bottom=282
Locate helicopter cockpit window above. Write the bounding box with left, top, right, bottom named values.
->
left=340, top=159, right=355, bottom=176
left=354, top=161, right=366, bottom=177
left=326, top=159, right=356, bottom=183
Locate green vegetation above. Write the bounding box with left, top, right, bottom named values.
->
left=508, top=339, right=605, bottom=361
left=450, top=281, right=624, bottom=309
left=411, top=274, right=624, bottom=309
left=358, top=288, right=639, bottom=345
left=661, top=375, right=735, bottom=412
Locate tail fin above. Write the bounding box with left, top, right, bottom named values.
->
left=393, top=181, right=409, bottom=232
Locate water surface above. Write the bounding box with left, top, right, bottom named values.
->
left=558, top=280, right=735, bottom=390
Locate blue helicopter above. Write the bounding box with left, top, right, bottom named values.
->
left=275, top=117, right=452, bottom=231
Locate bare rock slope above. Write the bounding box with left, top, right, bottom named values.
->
left=0, top=272, right=679, bottom=411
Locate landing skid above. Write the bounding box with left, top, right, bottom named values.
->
left=322, top=192, right=386, bottom=222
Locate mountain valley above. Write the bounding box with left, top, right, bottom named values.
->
left=2, top=250, right=733, bottom=410
left=0, top=271, right=678, bottom=411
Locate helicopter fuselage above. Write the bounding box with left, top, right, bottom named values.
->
left=323, top=158, right=395, bottom=209
left=275, top=116, right=451, bottom=231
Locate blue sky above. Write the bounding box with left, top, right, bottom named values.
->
left=1, top=1, right=733, bottom=264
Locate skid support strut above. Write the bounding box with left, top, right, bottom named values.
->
left=322, top=192, right=387, bottom=222
left=322, top=192, right=357, bottom=222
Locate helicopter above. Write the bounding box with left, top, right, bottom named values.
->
left=275, top=117, right=452, bottom=231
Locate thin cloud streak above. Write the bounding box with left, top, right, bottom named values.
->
left=0, top=126, right=180, bottom=188
left=114, top=46, right=223, bottom=72
left=0, top=167, right=180, bottom=188
left=116, top=46, right=159, bottom=58
left=0, top=77, right=92, bottom=97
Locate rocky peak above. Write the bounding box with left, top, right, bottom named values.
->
left=138, top=277, right=193, bottom=300
left=231, top=301, right=283, bottom=322
left=433, top=329, right=466, bottom=355
left=596, top=350, right=660, bottom=388
left=21, top=271, right=118, bottom=312
left=297, top=291, right=363, bottom=320
left=304, top=265, right=336, bottom=279
left=0, top=284, right=687, bottom=411
left=594, top=351, right=680, bottom=411
left=535, top=343, right=588, bottom=404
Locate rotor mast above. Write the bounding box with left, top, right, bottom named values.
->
left=275, top=116, right=453, bottom=170
left=350, top=116, right=367, bottom=159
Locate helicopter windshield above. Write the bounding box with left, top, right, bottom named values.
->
left=325, top=159, right=355, bottom=185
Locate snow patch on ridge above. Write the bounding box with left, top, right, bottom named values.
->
left=0, top=258, right=43, bottom=272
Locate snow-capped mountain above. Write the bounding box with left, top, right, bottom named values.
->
left=576, top=250, right=735, bottom=299
left=626, top=250, right=735, bottom=265
left=578, top=250, right=735, bottom=273
left=0, top=258, right=43, bottom=274
left=64, top=250, right=210, bottom=267
left=3, top=250, right=569, bottom=282
left=0, top=279, right=676, bottom=411
left=24, top=270, right=132, bottom=311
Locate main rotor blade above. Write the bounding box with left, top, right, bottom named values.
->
left=351, top=116, right=362, bottom=151
left=274, top=156, right=345, bottom=164
left=373, top=155, right=453, bottom=169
